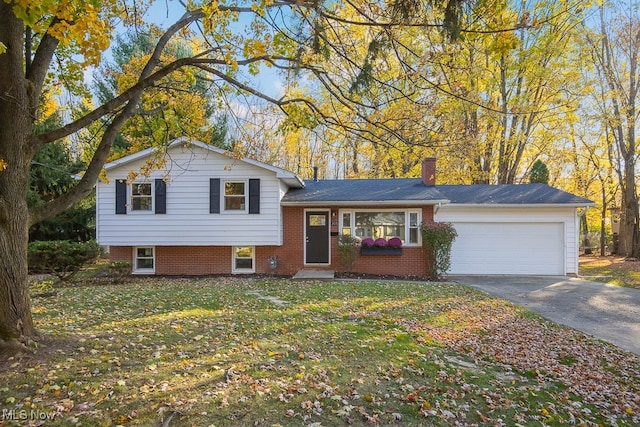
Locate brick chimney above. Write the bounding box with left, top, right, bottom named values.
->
left=422, top=157, right=436, bottom=186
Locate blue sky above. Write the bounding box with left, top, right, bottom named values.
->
left=143, top=0, right=285, bottom=98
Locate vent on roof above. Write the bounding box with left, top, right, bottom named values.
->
left=313, top=166, right=318, bottom=182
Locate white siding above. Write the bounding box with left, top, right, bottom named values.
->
left=435, top=206, right=579, bottom=275
left=97, top=144, right=287, bottom=246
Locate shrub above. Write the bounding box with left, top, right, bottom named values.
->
left=373, top=237, right=388, bottom=247
left=337, top=234, right=358, bottom=271
left=109, top=261, right=132, bottom=280
left=361, top=237, right=375, bottom=247
left=387, top=237, right=403, bottom=248
left=28, top=240, right=101, bottom=282
left=420, top=221, right=457, bottom=279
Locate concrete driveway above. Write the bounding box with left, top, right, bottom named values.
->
left=451, top=275, right=640, bottom=356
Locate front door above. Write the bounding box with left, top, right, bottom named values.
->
left=305, top=211, right=330, bottom=264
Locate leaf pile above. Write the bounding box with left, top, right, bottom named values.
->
left=1, top=278, right=638, bottom=426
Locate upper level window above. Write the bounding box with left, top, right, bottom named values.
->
left=132, top=183, right=152, bottom=211
left=116, top=179, right=165, bottom=215
left=224, top=181, right=246, bottom=211
left=340, top=209, right=421, bottom=245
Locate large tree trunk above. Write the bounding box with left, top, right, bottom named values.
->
left=618, top=159, right=640, bottom=258
left=0, top=166, right=34, bottom=342
left=0, top=2, right=35, bottom=342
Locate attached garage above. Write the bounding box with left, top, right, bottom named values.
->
left=442, top=221, right=565, bottom=275
left=435, top=185, right=594, bottom=276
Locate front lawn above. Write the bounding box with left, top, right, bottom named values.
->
left=2, top=278, right=638, bottom=426
left=579, top=255, right=640, bottom=289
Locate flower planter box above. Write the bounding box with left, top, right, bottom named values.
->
left=360, top=247, right=403, bottom=255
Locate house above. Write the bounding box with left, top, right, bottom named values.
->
left=97, top=138, right=594, bottom=277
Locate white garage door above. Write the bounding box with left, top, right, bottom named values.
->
left=447, top=222, right=565, bottom=275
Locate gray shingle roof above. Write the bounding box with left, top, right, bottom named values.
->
left=281, top=179, right=593, bottom=206
left=437, top=184, right=594, bottom=205
left=282, top=178, right=447, bottom=205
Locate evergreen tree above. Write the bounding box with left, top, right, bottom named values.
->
left=529, top=160, right=550, bottom=184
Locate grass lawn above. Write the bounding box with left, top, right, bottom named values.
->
left=1, top=277, right=638, bottom=426
left=579, top=255, right=640, bottom=289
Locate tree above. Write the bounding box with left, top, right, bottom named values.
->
left=584, top=1, right=640, bottom=257
left=282, top=0, right=586, bottom=184
left=28, top=142, right=95, bottom=242
left=0, top=0, right=477, bottom=347
left=93, top=29, right=228, bottom=157
left=529, top=159, right=549, bottom=184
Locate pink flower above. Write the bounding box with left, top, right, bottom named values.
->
left=387, top=237, right=403, bottom=248
left=361, top=237, right=375, bottom=247
left=374, top=238, right=388, bottom=247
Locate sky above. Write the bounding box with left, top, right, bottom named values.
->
left=143, top=0, right=285, bottom=98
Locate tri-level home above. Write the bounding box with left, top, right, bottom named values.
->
left=97, top=138, right=594, bottom=277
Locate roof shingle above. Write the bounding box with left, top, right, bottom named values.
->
left=281, top=180, right=593, bottom=206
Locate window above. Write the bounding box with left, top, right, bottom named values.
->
left=341, top=212, right=352, bottom=235
left=134, top=247, right=155, bottom=273
left=232, top=246, right=255, bottom=273
left=116, top=179, right=165, bottom=215
left=340, top=209, right=421, bottom=245
left=224, top=181, right=246, bottom=211
left=132, top=183, right=152, bottom=211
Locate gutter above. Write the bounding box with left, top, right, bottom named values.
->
left=438, top=203, right=596, bottom=209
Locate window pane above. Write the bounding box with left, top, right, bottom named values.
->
left=133, top=184, right=151, bottom=196
left=235, top=258, right=253, bottom=269
left=225, top=196, right=245, bottom=210
left=132, top=197, right=152, bottom=210
left=309, top=214, right=326, bottom=226
left=409, top=228, right=418, bottom=244
left=137, top=258, right=154, bottom=269
left=342, top=212, right=351, bottom=227
left=225, top=182, right=245, bottom=195
left=355, top=212, right=406, bottom=241
left=410, top=212, right=418, bottom=227
left=235, top=247, right=253, bottom=258
left=137, top=247, right=153, bottom=257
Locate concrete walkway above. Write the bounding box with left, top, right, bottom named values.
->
left=292, top=270, right=335, bottom=280
left=451, top=275, right=640, bottom=356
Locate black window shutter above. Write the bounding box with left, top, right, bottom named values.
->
left=249, top=179, right=260, bottom=214
left=115, top=179, right=127, bottom=214
left=155, top=179, right=166, bottom=214
left=210, top=178, right=220, bottom=213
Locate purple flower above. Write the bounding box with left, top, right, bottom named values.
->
left=361, top=237, right=375, bottom=247
left=387, top=237, right=403, bottom=248
left=374, top=238, right=388, bottom=247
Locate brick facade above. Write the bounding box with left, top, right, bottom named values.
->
left=108, top=205, right=435, bottom=277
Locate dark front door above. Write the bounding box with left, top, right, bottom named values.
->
left=305, top=211, right=329, bottom=264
